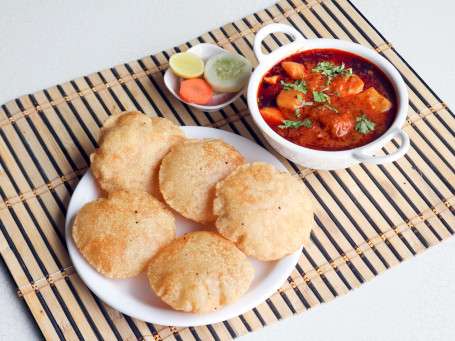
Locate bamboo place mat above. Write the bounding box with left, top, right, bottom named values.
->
left=1, top=0, right=454, bottom=340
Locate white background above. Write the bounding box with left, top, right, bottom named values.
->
left=0, top=0, right=454, bottom=340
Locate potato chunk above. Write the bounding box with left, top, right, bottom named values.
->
left=355, top=87, right=392, bottom=113
left=276, top=89, right=304, bottom=117
left=331, top=75, right=364, bottom=96
left=282, top=62, right=306, bottom=80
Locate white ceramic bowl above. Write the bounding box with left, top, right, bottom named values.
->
left=164, top=43, right=246, bottom=112
left=247, top=23, right=410, bottom=170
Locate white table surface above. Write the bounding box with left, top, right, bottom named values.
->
left=1, top=0, right=454, bottom=340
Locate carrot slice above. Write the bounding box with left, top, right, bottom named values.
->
left=260, top=107, right=286, bottom=127
left=179, top=78, right=213, bottom=104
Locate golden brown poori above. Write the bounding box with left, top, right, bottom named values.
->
left=147, top=231, right=254, bottom=314
left=213, top=162, right=313, bottom=261
left=159, top=138, right=246, bottom=224
left=72, top=190, right=176, bottom=278
left=90, top=111, right=186, bottom=199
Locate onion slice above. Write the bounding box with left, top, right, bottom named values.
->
left=204, top=52, right=252, bottom=93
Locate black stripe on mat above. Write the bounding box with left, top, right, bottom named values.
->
left=287, top=276, right=311, bottom=309
left=206, top=324, right=221, bottom=341
left=223, top=320, right=238, bottom=339
left=347, top=167, right=417, bottom=256
left=61, top=277, right=103, bottom=340
left=238, top=314, right=252, bottom=332
left=0, top=188, right=84, bottom=339
left=123, top=63, right=164, bottom=118
left=315, top=171, right=389, bottom=270
left=284, top=1, right=322, bottom=38
left=6, top=101, right=72, bottom=215
left=0, top=154, right=68, bottom=258
left=0, top=127, right=66, bottom=247
left=36, top=290, right=66, bottom=340
left=145, top=323, right=163, bottom=341
left=294, top=262, right=324, bottom=303
left=313, top=214, right=365, bottom=284
left=84, top=76, right=113, bottom=116
left=387, top=144, right=452, bottom=236
left=278, top=288, right=297, bottom=314
left=96, top=72, right=126, bottom=112
left=408, top=104, right=455, bottom=163
left=265, top=297, right=283, bottom=320
left=27, top=95, right=80, bottom=175
left=122, top=315, right=143, bottom=340
left=329, top=171, right=403, bottom=262
left=303, top=176, right=378, bottom=276
left=70, top=81, right=104, bottom=128
left=0, top=218, right=64, bottom=340
left=188, top=327, right=202, bottom=341
left=318, top=1, right=359, bottom=43
left=55, top=85, right=98, bottom=148
left=378, top=160, right=438, bottom=244
left=390, top=141, right=455, bottom=231
left=42, top=90, right=91, bottom=165
left=0, top=255, right=45, bottom=340
left=110, top=67, right=146, bottom=114
left=90, top=295, right=122, bottom=341
left=301, top=1, right=339, bottom=38
left=301, top=244, right=338, bottom=297
left=252, top=307, right=266, bottom=327
left=310, top=232, right=352, bottom=290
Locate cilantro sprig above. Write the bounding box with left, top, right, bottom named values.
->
left=355, top=114, right=375, bottom=134
left=324, top=104, right=339, bottom=113
left=281, top=79, right=308, bottom=94
left=296, top=94, right=313, bottom=106
left=313, top=90, right=330, bottom=104
left=312, top=61, right=356, bottom=85
left=278, top=119, right=312, bottom=129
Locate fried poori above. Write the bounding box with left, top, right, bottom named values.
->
left=90, top=111, right=186, bottom=199
left=72, top=190, right=176, bottom=278
left=213, top=162, right=313, bottom=261
left=159, top=138, right=245, bottom=224
left=147, top=231, right=254, bottom=314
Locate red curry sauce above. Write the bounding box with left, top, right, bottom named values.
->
left=257, top=49, right=397, bottom=151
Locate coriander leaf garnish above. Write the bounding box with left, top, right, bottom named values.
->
left=335, top=90, right=341, bottom=97
left=296, top=94, right=313, bottom=106
left=313, top=90, right=330, bottom=104
left=312, top=61, right=356, bottom=85
left=278, top=119, right=312, bottom=129
left=281, top=79, right=308, bottom=94
left=355, top=114, right=376, bottom=134
left=295, top=108, right=300, bottom=117
left=324, top=104, right=339, bottom=113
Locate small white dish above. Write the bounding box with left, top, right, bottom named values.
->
left=164, top=44, right=246, bottom=112
left=65, top=126, right=301, bottom=327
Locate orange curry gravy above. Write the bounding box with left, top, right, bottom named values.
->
left=257, top=49, right=397, bottom=151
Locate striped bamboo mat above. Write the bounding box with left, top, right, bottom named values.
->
left=1, top=0, right=454, bottom=339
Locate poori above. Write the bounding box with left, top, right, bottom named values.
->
left=72, top=190, right=176, bottom=278
left=90, top=111, right=186, bottom=199
left=147, top=231, right=254, bottom=314
left=213, top=162, right=313, bottom=261
left=159, top=138, right=246, bottom=224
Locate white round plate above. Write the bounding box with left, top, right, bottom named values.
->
left=65, top=126, right=301, bottom=327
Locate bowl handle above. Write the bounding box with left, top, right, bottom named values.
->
left=253, top=23, right=306, bottom=64
left=353, top=128, right=410, bottom=165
